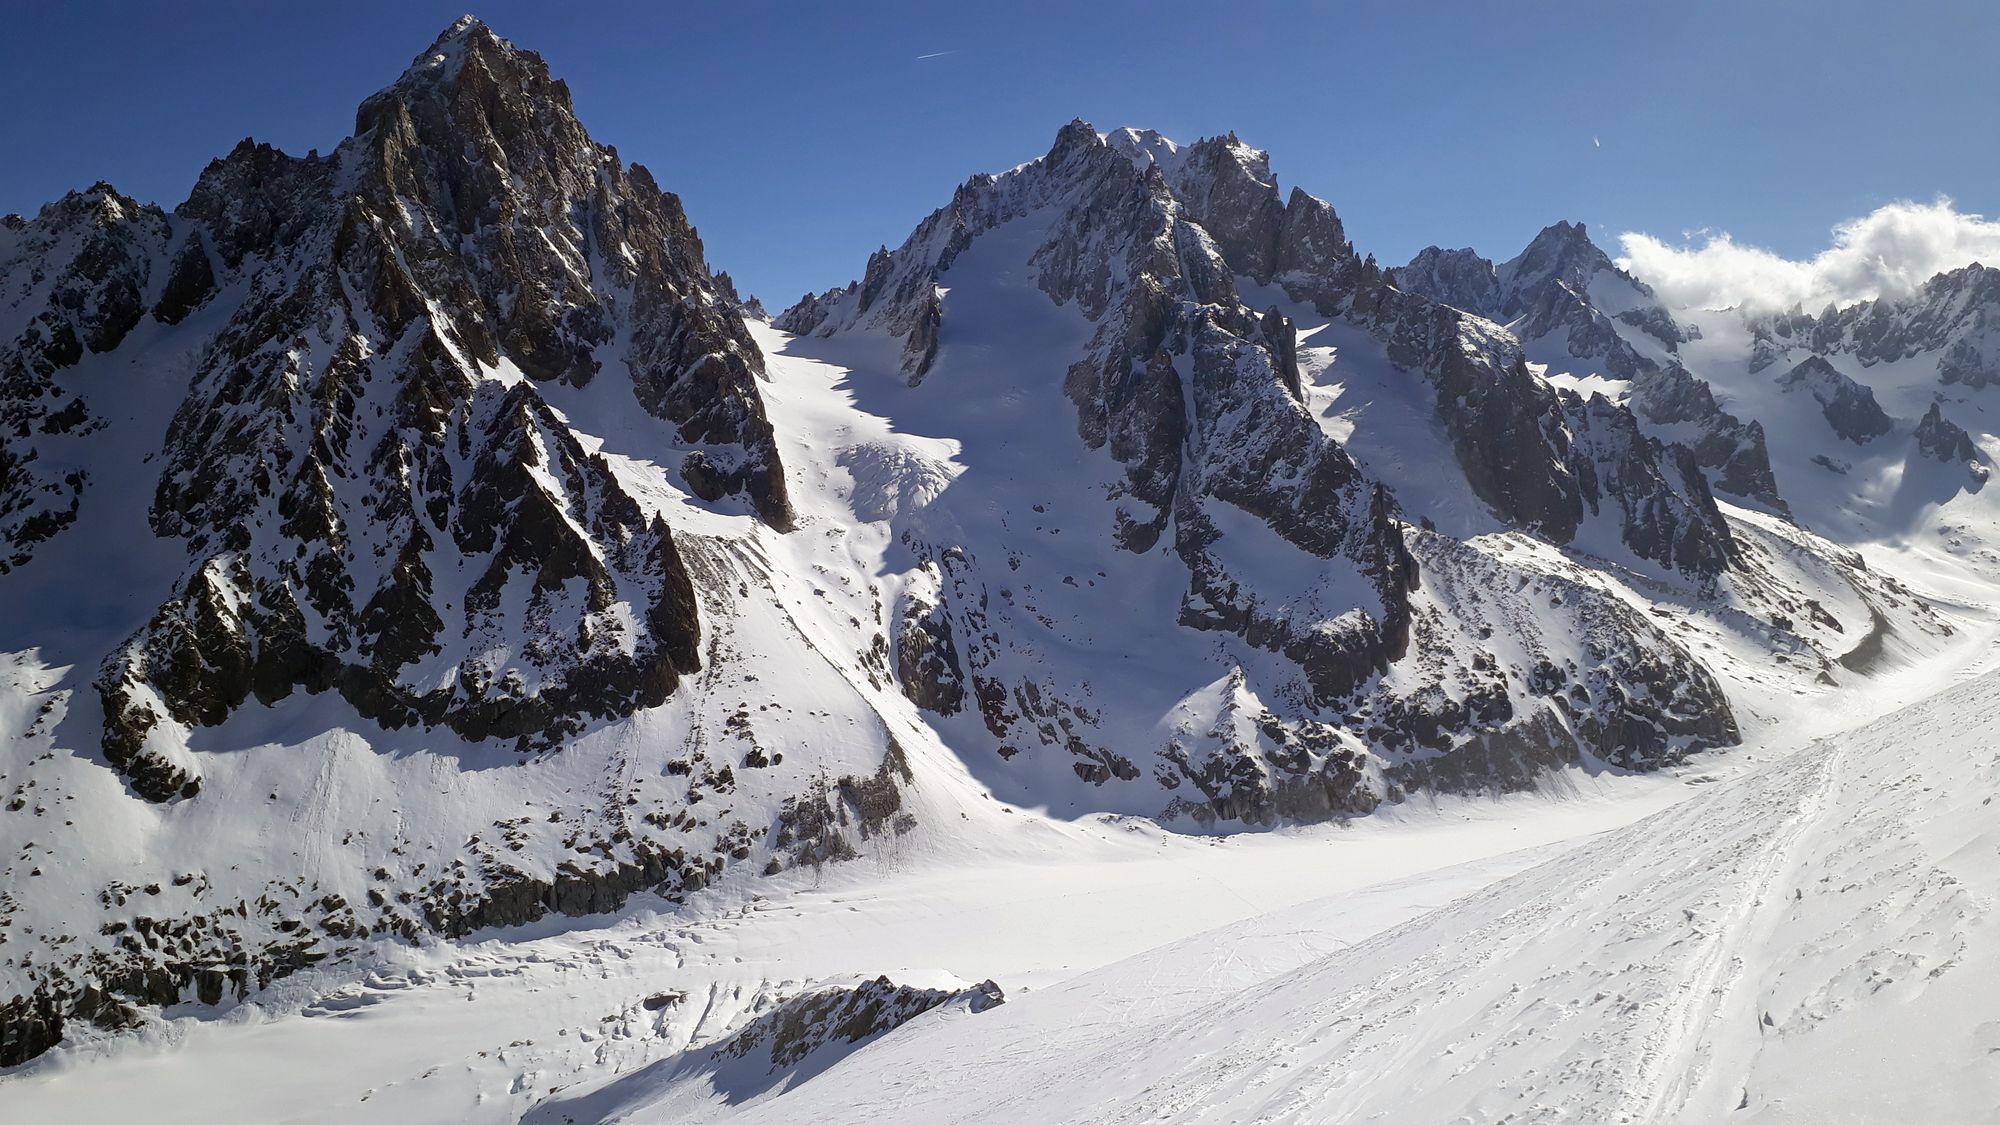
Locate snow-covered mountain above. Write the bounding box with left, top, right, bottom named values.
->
left=4, top=16, right=2000, bottom=1114
left=1400, top=224, right=1790, bottom=513
left=0, top=17, right=825, bottom=1063
left=775, top=121, right=1943, bottom=804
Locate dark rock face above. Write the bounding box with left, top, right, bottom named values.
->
left=150, top=232, right=217, bottom=325
left=895, top=591, right=966, bottom=715
left=1354, top=285, right=1732, bottom=585
left=1563, top=391, right=1737, bottom=580
left=1625, top=364, right=1787, bottom=511
left=713, top=975, right=1004, bottom=1072
left=1914, top=401, right=1984, bottom=469
left=1777, top=356, right=1892, bottom=443
left=0, top=186, right=169, bottom=572
left=1356, top=286, right=1589, bottom=542
left=1154, top=132, right=1289, bottom=284
left=3, top=18, right=794, bottom=801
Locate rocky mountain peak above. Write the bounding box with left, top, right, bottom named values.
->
left=359, top=15, right=574, bottom=139
left=1397, top=246, right=1502, bottom=317
left=1503, top=219, right=1614, bottom=290
left=0, top=16, right=796, bottom=809
left=1777, top=355, right=1892, bottom=444
left=1915, top=400, right=1986, bottom=476
left=386, top=16, right=522, bottom=95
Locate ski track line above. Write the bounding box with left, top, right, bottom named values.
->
left=1620, top=740, right=1840, bottom=1122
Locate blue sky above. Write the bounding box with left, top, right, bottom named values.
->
left=4, top=1, right=1997, bottom=307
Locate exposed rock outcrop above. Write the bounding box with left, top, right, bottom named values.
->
left=1777, top=356, right=1892, bottom=444
left=1914, top=401, right=1987, bottom=485
left=0, top=185, right=169, bottom=572
left=1625, top=363, right=1787, bottom=511
left=896, top=590, right=966, bottom=715
left=713, top=975, right=1005, bottom=1072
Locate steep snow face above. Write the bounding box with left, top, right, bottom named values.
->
left=580, top=662, right=2000, bottom=1125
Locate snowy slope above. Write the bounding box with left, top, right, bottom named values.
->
left=0, top=743, right=1758, bottom=1125
left=568, top=660, right=2000, bottom=1125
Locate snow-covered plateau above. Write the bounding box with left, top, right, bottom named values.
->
left=6, top=16, right=2000, bottom=1123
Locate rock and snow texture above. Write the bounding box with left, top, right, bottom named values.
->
left=1400, top=224, right=1791, bottom=514
left=1777, top=355, right=1893, bottom=444
left=0, top=18, right=841, bottom=1064
left=777, top=117, right=1949, bottom=815
left=4, top=13, right=2000, bottom=1099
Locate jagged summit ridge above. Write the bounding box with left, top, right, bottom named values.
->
left=1398, top=221, right=1786, bottom=513
left=1, top=15, right=794, bottom=805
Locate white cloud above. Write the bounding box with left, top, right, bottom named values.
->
left=1615, top=199, right=2000, bottom=313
